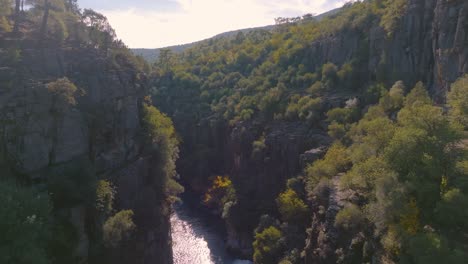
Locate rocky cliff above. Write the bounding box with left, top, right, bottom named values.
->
left=0, top=37, right=172, bottom=264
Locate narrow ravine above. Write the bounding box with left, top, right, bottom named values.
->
left=171, top=196, right=252, bottom=264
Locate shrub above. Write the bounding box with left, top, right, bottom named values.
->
left=204, top=175, right=235, bottom=209
left=334, top=204, right=364, bottom=230
left=46, top=77, right=79, bottom=113
left=448, top=74, right=468, bottom=129
left=251, top=136, right=266, bottom=160
left=96, top=180, right=115, bottom=215
left=277, top=189, right=309, bottom=225
left=306, top=142, right=350, bottom=187
left=322, top=62, right=338, bottom=82
left=253, top=226, right=283, bottom=264
left=103, top=210, right=136, bottom=248
left=380, top=0, right=408, bottom=36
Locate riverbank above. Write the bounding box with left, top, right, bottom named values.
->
left=171, top=191, right=252, bottom=264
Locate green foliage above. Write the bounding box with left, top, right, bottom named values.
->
left=434, top=188, right=468, bottom=230
left=148, top=0, right=401, bottom=129
left=96, top=180, right=115, bottom=215
left=404, top=81, right=432, bottom=108
left=103, top=210, right=136, bottom=248
left=0, top=0, right=12, bottom=16
left=328, top=121, right=346, bottom=140
left=141, top=104, right=182, bottom=201
left=401, top=233, right=466, bottom=264
left=380, top=0, right=408, bottom=36
left=142, top=104, right=178, bottom=153
left=0, top=0, right=12, bottom=31
left=448, top=74, right=468, bottom=129
left=0, top=180, right=51, bottom=264
left=379, top=81, right=405, bottom=113
left=285, top=95, right=322, bottom=123
left=347, top=106, right=395, bottom=163
left=307, top=79, right=467, bottom=262
left=46, top=77, right=79, bottom=113
left=82, top=9, right=118, bottom=49
left=253, top=226, right=283, bottom=264
left=204, top=175, right=235, bottom=211
left=334, top=204, right=364, bottom=230
left=326, top=106, right=358, bottom=124
left=276, top=188, right=309, bottom=225
left=251, top=136, right=266, bottom=160
left=321, top=62, right=338, bottom=82
left=306, top=142, right=350, bottom=195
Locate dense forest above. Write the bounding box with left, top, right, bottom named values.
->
left=148, top=0, right=468, bottom=263
left=1, top=0, right=467, bottom=263
left=0, top=0, right=179, bottom=263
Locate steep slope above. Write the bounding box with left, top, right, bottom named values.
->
left=0, top=3, right=178, bottom=264
left=149, top=0, right=468, bottom=262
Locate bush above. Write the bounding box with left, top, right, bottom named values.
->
left=448, top=74, right=468, bottom=129
left=334, top=204, right=364, bottom=230
left=306, top=142, right=350, bottom=192
left=276, top=189, right=309, bottom=225
left=96, top=180, right=115, bottom=215
left=253, top=226, right=283, bottom=264
left=46, top=78, right=79, bottom=113
left=285, top=95, right=322, bottom=123
left=251, top=136, right=266, bottom=160
left=204, top=175, right=235, bottom=210
left=380, top=0, right=407, bottom=36
left=103, top=210, right=136, bottom=248
left=322, top=62, right=338, bottom=82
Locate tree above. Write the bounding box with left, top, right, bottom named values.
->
left=13, top=0, right=21, bottom=32
left=27, top=0, right=66, bottom=39
left=0, top=0, right=12, bottom=31
left=157, top=48, right=174, bottom=72
left=253, top=226, right=283, bottom=264
left=277, top=189, right=309, bottom=225
left=46, top=77, right=78, bottom=113
left=447, top=74, right=468, bottom=129
left=380, top=81, right=405, bottom=113
left=82, top=9, right=117, bottom=51
left=334, top=204, right=364, bottom=230
left=404, top=81, right=431, bottom=108
left=103, top=210, right=136, bottom=248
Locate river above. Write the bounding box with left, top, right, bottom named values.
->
left=171, top=198, right=252, bottom=264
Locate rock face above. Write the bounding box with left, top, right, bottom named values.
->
left=300, top=0, right=467, bottom=101
left=0, top=40, right=172, bottom=264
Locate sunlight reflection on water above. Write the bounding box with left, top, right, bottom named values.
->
left=171, top=204, right=252, bottom=264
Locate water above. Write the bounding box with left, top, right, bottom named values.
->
left=171, top=201, right=252, bottom=264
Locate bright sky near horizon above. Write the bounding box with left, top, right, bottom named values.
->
left=78, top=0, right=347, bottom=48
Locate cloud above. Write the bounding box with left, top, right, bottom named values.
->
left=79, top=0, right=181, bottom=11
left=95, top=0, right=347, bottom=48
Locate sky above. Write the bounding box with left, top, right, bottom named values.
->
left=78, top=0, right=348, bottom=48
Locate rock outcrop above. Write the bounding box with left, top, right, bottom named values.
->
left=0, top=39, right=172, bottom=264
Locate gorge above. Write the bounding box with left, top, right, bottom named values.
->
left=1, top=0, right=468, bottom=264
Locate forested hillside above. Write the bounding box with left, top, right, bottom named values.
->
left=148, top=0, right=468, bottom=263
left=0, top=1, right=179, bottom=263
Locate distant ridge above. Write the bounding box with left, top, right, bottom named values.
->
left=131, top=7, right=340, bottom=63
